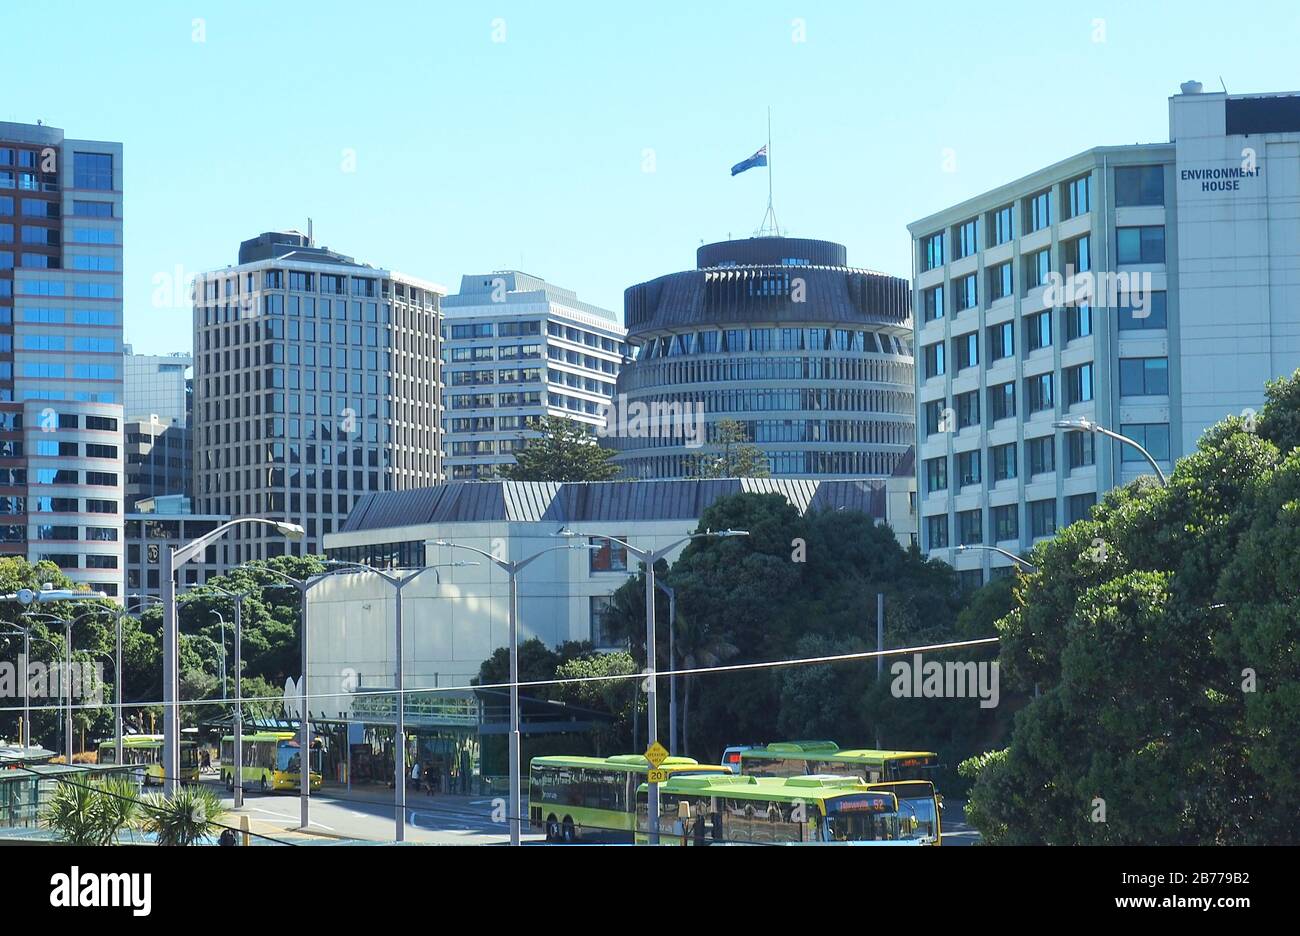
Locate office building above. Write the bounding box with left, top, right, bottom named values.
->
left=124, top=415, right=191, bottom=509
left=910, top=83, right=1300, bottom=583
left=441, top=271, right=626, bottom=479
left=1, top=122, right=124, bottom=597
left=609, top=236, right=915, bottom=479
left=191, top=230, right=445, bottom=563
left=123, top=346, right=190, bottom=426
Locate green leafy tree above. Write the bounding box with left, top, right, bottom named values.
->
left=496, top=415, right=620, bottom=482
left=553, top=651, right=640, bottom=754
left=962, top=372, right=1300, bottom=845
left=42, top=775, right=140, bottom=845
left=687, top=419, right=770, bottom=478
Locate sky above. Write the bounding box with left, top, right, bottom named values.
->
left=6, top=0, right=1299, bottom=354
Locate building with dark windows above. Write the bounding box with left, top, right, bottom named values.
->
left=1, top=122, right=125, bottom=598
left=608, top=236, right=915, bottom=479
left=191, top=230, right=444, bottom=564
left=440, top=271, right=626, bottom=479
left=910, top=83, right=1300, bottom=586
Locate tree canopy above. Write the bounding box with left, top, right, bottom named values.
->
left=496, top=415, right=621, bottom=482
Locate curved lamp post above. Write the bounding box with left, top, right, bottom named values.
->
left=1053, top=417, right=1169, bottom=486
left=553, top=527, right=749, bottom=844
left=955, top=543, right=1038, bottom=572
left=432, top=539, right=601, bottom=846
left=24, top=608, right=112, bottom=764
left=186, top=582, right=254, bottom=808
left=162, top=518, right=304, bottom=795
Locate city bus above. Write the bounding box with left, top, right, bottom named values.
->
left=96, top=736, right=201, bottom=785
left=634, top=774, right=920, bottom=845
left=732, top=740, right=941, bottom=783
left=219, top=732, right=323, bottom=793
left=529, top=754, right=732, bottom=843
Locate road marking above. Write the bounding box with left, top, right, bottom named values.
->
left=246, top=806, right=336, bottom=832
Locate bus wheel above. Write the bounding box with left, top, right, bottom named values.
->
left=545, top=816, right=559, bottom=842
left=561, top=817, right=576, bottom=844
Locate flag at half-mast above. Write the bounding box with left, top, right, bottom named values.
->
left=730, top=145, right=768, bottom=176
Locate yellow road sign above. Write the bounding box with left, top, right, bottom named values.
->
left=645, top=740, right=669, bottom=769
left=647, top=769, right=668, bottom=784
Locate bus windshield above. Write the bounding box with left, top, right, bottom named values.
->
left=893, top=795, right=940, bottom=841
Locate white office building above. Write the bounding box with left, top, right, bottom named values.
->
left=440, top=272, right=626, bottom=479
left=910, top=83, right=1300, bottom=585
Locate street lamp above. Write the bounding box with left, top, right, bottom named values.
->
left=24, top=608, right=113, bottom=764
left=432, top=538, right=601, bottom=846
left=162, top=518, right=304, bottom=795
left=955, top=544, right=1038, bottom=572
left=187, top=582, right=253, bottom=809
left=654, top=580, right=678, bottom=753
left=554, top=526, right=749, bottom=844
left=1053, top=417, right=1169, bottom=486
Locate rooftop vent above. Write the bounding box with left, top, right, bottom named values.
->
left=1180, top=80, right=1203, bottom=95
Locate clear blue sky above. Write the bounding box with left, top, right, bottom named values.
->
left=6, top=0, right=1298, bottom=354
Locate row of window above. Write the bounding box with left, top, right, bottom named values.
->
left=925, top=493, right=1099, bottom=548
left=920, top=166, right=1166, bottom=271
left=637, top=328, right=910, bottom=358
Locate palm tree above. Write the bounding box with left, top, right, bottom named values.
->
left=674, top=615, right=738, bottom=757
left=140, top=784, right=226, bottom=845
left=42, top=775, right=141, bottom=845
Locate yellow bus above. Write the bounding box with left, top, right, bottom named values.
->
left=634, top=774, right=921, bottom=845
left=219, top=732, right=323, bottom=793
left=96, top=736, right=201, bottom=785
left=529, top=754, right=732, bottom=843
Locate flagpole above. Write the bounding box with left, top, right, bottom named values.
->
left=767, top=106, right=774, bottom=227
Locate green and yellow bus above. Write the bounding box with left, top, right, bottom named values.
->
left=634, top=774, right=920, bottom=845
left=219, top=732, right=323, bottom=793
left=96, top=736, right=200, bottom=785
left=733, top=741, right=940, bottom=783
left=529, top=754, right=732, bottom=843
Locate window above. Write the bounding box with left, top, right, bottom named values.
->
left=955, top=218, right=979, bottom=259
left=926, top=514, right=949, bottom=550
left=922, top=285, right=944, bottom=322
left=1063, top=234, right=1090, bottom=274
left=1066, top=174, right=1091, bottom=217
left=925, top=457, right=948, bottom=493
left=1027, top=190, right=1052, bottom=232
left=589, top=536, right=628, bottom=572
left=953, top=332, right=978, bottom=370
left=1115, top=165, right=1164, bottom=206
left=73, top=153, right=114, bottom=190
left=954, top=273, right=977, bottom=312
left=1028, top=499, right=1057, bottom=538
left=1117, top=291, right=1168, bottom=329
left=1066, top=305, right=1093, bottom=341
left=992, top=505, right=1019, bottom=542
left=987, top=261, right=1013, bottom=303
left=988, top=321, right=1014, bottom=361
left=1065, top=363, right=1094, bottom=404
left=1119, top=423, right=1171, bottom=463
left=923, top=342, right=946, bottom=379
left=589, top=596, right=621, bottom=649
left=922, top=232, right=945, bottom=271
left=955, top=390, right=980, bottom=430
left=987, top=381, right=1015, bottom=423
left=991, top=443, right=1017, bottom=482
left=1119, top=357, right=1169, bottom=396
left=989, top=204, right=1014, bottom=246
left=1067, top=431, right=1095, bottom=469
left=957, top=509, right=983, bottom=546
left=1067, top=493, right=1097, bottom=525
left=1025, top=310, right=1052, bottom=352
left=1117, top=226, right=1165, bottom=264
left=924, top=399, right=949, bottom=436
left=1025, top=248, right=1050, bottom=292
left=956, top=450, right=981, bottom=487
left=1026, top=373, right=1054, bottom=413
left=1027, top=436, right=1055, bottom=476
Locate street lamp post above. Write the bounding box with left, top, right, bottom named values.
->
left=190, top=583, right=252, bottom=809
left=654, top=580, right=678, bottom=753
left=25, top=608, right=111, bottom=764
left=1053, top=417, right=1169, bottom=486
left=162, top=518, right=304, bottom=795
left=432, top=539, right=601, bottom=846
left=555, top=527, right=748, bottom=844
left=955, top=544, right=1038, bottom=572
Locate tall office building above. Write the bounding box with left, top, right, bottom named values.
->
left=609, top=236, right=914, bottom=479
left=910, top=83, right=1300, bottom=585
left=440, top=271, right=626, bottom=479
left=192, top=230, right=444, bottom=563
left=0, top=122, right=125, bottom=597
left=123, top=346, right=191, bottom=426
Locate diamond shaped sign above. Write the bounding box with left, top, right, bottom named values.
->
left=645, top=740, right=669, bottom=769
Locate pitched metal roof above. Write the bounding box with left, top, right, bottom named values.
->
left=341, top=478, right=888, bottom=533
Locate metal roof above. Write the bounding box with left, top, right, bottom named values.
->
left=341, top=478, right=889, bottom=533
